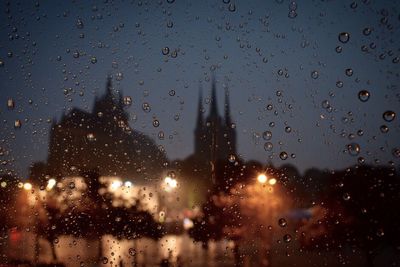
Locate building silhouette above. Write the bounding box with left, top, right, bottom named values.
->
left=30, top=77, right=167, bottom=183
left=177, top=74, right=239, bottom=205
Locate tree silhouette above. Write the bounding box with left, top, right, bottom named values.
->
left=298, top=165, right=400, bottom=267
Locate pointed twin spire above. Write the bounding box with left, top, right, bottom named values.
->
left=196, top=73, right=232, bottom=125
left=209, top=73, right=218, bottom=118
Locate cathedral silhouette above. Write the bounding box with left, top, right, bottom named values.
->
left=30, top=75, right=238, bottom=203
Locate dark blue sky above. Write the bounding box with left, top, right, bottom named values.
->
left=0, top=0, right=399, bottom=177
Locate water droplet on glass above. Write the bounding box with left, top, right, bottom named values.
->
left=76, top=18, right=84, bottom=29
left=142, top=102, right=151, bottom=113
left=115, top=72, right=123, bottom=81
left=69, top=182, right=75, bottom=189
left=321, top=100, right=330, bottom=109
left=228, top=154, right=236, bottom=163
left=382, top=110, right=395, bottom=122
left=90, top=57, right=97, bottom=64
left=153, top=119, right=160, bottom=127
left=279, top=151, right=288, bottom=160
left=285, top=126, right=292, bottom=133
left=338, top=32, right=350, bottom=43
left=278, top=218, right=287, bottom=227
left=347, top=143, right=360, bottom=156
left=358, top=90, right=370, bottom=102
left=343, top=193, right=351, bottom=201
left=311, top=70, right=319, bottom=79
left=283, top=234, right=292, bottom=243
left=14, top=120, right=21, bottom=128
left=262, top=131, right=272, bottom=141
left=264, top=142, right=273, bottom=151
left=123, top=96, right=132, bottom=106
left=7, top=99, right=15, bottom=109
left=288, top=10, right=297, bottom=18
left=362, top=27, right=372, bottom=36
left=228, top=3, right=236, bottom=12
left=345, top=68, right=353, bottom=76
left=169, top=90, right=175, bottom=96
left=380, top=125, right=389, bottom=133
left=162, top=47, right=170, bottom=55
left=86, top=133, right=95, bottom=141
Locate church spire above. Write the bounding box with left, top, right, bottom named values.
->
left=196, top=83, right=204, bottom=128
left=209, top=73, right=218, bottom=118
left=106, top=75, right=113, bottom=98
left=224, top=86, right=232, bottom=126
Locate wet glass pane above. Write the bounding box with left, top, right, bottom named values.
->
left=0, top=1, right=399, bottom=267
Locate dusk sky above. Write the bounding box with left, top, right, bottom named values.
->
left=0, top=0, right=399, bottom=178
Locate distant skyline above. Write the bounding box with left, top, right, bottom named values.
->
left=0, top=0, right=399, bottom=177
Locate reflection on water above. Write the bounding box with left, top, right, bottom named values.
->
left=3, top=233, right=234, bottom=267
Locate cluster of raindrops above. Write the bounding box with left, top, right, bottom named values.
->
left=288, top=1, right=297, bottom=18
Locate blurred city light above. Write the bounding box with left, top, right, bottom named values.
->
left=46, top=178, right=56, bottom=190
left=257, top=174, right=268, bottom=184
left=268, top=178, right=277, bottom=186
left=110, top=180, right=123, bottom=191
left=164, top=176, right=178, bottom=191
left=23, top=182, right=32, bottom=191
left=124, top=181, right=133, bottom=188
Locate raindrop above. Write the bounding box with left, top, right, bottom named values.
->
left=142, top=102, right=151, bottom=113
left=279, top=151, right=288, bottom=160
left=86, top=133, right=95, bottom=141
left=162, top=47, right=170, bottom=55
left=358, top=90, right=370, bottom=102
left=228, top=154, right=236, bottom=163
left=123, top=96, right=132, bottom=106
left=288, top=10, right=297, bottom=18
left=283, top=234, right=292, bottom=243
left=90, top=57, right=97, bottom=64
left=262, top=131, right=272, bottom=140
left=343, top=193, right=351, bottom=201
left=311, top=70, right=319, bottom=79
left=102, top=257, right=108, bottom=264
left=382, top=110, right=395, bottom=122
left=285, top=126, right=292, bottom=133
left=153, top=119, right=160, bottom=127
left=347, top=143, right=360, bottom=156
left=69, top=182, right=75, bottom=189
left=321, top=100, right=330, bottom=109
left=7, top=99, right=15, bottom=109
left=363, top=27, right=372, bottom=36
left=169, top=90, right=175, bottom=96
left=14, top=120, right=21, bottom=128
left=264, top=142, right=273, bottom=151
left=278, top=218, right=287, bottom=227
left=336, top=81, right=343, bottom=88
left=115, top=72, right=123, bottom=81
left=129, top=248, right=136, bottom=256
left=392, top=148, right=400, bottom=158
left=338, top=32, right=350, bottom=43
left=0, top=59, right=4, bottom=67
left=380, top=125, right=389, bottom=133
left=228, top=3, right=236, bottom=12
left=76, top=18, right=84, bottom=29
left=345, top=68, right=353, bottom=76
left=167, top=21, right=173, bottom=28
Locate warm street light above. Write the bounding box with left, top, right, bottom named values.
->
left=124, top=181, right=133, bottom=188
left=23, top=182, right=32, bottom=191
left=164, top=176, right=178, bottom=191
left=257, top=174, right=268, bottom=184
left=46, top=178, right=56, bottom=190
